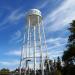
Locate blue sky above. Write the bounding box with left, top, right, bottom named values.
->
left=0, top=0, right=75, bottom=70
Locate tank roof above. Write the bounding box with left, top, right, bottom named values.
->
left=28, top=9, right=42, bottom=17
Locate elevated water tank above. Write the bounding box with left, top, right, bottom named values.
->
left=27, top=9, right=42, bottom=26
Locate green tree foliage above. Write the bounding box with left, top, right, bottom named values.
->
left=57, top=57, right=62, bottom=71
left=56, top=57, right=62, bottom=75
left=0, top=68, right=10, bottom=75
left=62, top=20, right=75, bottom=64
left=62, top=20, right=75, bottom=75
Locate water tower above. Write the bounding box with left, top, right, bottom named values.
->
left=19, top=9, right=48, bottom=75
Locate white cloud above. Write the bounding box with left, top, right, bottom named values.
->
left=38, top=0, right=50, bottom=9
left=0, top=60, right=20, bottom=70
left=46, top=37, right=67, bottom=46
left=46, top=37, right=67, bottom=43
left=0, top=59, right=19, bottom=67
left=0, top=8, right=26, bottom=31
left=0, top=60, right=19, bottom=66
left=5, top=50, right=21, bottom=56
left=0, top=61, right=11, bottom=66
left=48, top=50, right=63, bottom=59
left=44, top=0, right=75, bottom=32
left=9, top=30, right=22, bottom=43
left=8, top=9, right=26, bottom=23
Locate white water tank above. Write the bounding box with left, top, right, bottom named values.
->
left=27, top=9, right=42, bottom=26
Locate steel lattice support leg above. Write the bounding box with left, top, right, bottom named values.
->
left=41, top=21, right=51, bottom=74
left=34, top=26, right=36, bottom=75
left=38, top=16, right=44, bottom=75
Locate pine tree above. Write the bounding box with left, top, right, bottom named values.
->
left=62, top=20, right=75, bottom=64
left=62, top=20, right=75, bottom=75
left=57, top=57, right=62, bottom=70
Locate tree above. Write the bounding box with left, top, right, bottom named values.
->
left=57, top=57, right=62, bottom=70
left=62, top=20, right=75, bottom=64
left=55, top=57, right=62, bottom=75
left=44, top=57, right=52, bottom=75
left=62, top=20, right=75, bottom=75
left=0, top=68, right=10, bottom=75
